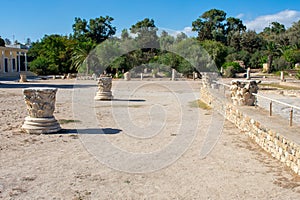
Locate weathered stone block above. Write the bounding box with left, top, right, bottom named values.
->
left=95, top=77, right=113, bottom=101
left=22, top=87, right=61, bottom=134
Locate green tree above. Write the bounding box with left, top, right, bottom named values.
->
left=227, top=31, right=242, bottom=51
left=261, top=22, right=288, bottom=47
left=159, top=30, right=175, bottom=50
left=225, top=17, right=246, bottom=48
left=72, top=16, right=116, bottom=44
left=240, top=30, right=263, bottom=53
left=264, top=41, right=280, bottom=73
left=263, top=22, right=285, bottom=36
left=225, top=17, right=246, bottom=34
left=28, top=34, right=76, bottom=75
left=201, top=40, right=227, bottom=68
left=130, top=18, right=159, bottom=48
left=226, top=50, right=250, bottom=67
left=249, top=51, right=265, bottom=68
left=0, top=36, right=5, bottom=46
left=175, top=32, right=188, bottom=43
left=121, top=29, right=131, bottom=40
left=283, top=49, right=300, bottom=65
left=71, top=39, right=96, bottom=74
left=172, top=38, right=215, bottom=72
left=286, top=20, right=300, bottom=47
left=29, top=56, right=50, bottom=75
left=192, top=9, right=227, bottom=43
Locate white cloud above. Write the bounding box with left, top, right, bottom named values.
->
left=167, top=26, right=197, bottom=37
left=236, top=13, right=245, bottom=19
left=245, top=10, right=300, bottom=32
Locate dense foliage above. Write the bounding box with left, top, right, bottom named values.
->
left=0, top=36, right=5, bottom=46
left=25, top=9, right=300, bottom=75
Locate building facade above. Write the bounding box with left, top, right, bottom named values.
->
left=0, top=45, right=28, bottom=75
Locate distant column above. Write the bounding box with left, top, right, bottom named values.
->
left=1, top=50, right=4, bottom=73
left=140, top=73, right=143, bottom=80
left=10, top=51, right=13, bottom=72
left=25, top=53, right=28, bottom=71
left=124, top=72, right=131, bottom=81
left=17, top=52, right=21, bottom=72
left=246, top=67, right=251, bottom=80
left=280, top=71, right=285, bottom=82
left=171, top=68, right=175, bottom=81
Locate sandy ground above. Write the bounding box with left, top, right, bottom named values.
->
left=1, top=79, right=300, bottom=199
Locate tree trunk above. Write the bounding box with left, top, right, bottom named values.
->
left=267, top=54, right=273, bottom=73
left=86, top=64, right=89, bottom=75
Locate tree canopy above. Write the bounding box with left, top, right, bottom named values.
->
left=0, top=36, right=5, bottom=46
left=24, top=9, right=300, bottom=75
left=72, top=16, right=116, bottom=43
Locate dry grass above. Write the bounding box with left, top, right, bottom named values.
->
left=58, top=119, right=81, bottom=124
left=260, top=83, right=300, bottom=90
left=189, top=99, right=211, bottom=110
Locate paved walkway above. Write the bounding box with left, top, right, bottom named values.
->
left=256, top=92, right=300, bottom=125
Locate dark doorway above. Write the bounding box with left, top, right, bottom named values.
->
left=4, top=58, right=8, bottom=72
left=12, top=58, right=16, bottom=71
left=20, top=55, right=25, bottom=71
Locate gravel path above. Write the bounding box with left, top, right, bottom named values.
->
left=0, top=79, right=300, bottom=199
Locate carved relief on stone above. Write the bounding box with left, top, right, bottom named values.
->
left=22, top=87, right=61, bottom=134
left=95, top=77, right=113, bottom=100
left=23, top=88, right=57, bottom=118
left=97, top=77, right=112, bottom=92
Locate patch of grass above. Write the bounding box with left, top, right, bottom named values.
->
left=260, top=83, right=300, bottom=90
left=59, top=119, right=81, bottom=124
left=189, top=99, right=211, bottom=110
left=124, top=180, right=131, bottom=184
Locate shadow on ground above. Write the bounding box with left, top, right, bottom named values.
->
left=112, top=99, right=146, bottom=102
left=0, top=83, right=95, bottom=89
left=59, top=128, right=122, bottom=135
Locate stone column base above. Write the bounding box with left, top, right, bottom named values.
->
left=22, top=117, right=61, bottom=134
left=94, top=91, right=113, bottom=100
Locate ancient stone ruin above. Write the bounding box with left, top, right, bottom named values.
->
left=124, top=72, right=131, bottom=81
left=94, top=77, right=113, bottom=100
left=230, top=80, right=260, bottom=106
left=22, top=87, right=61, bottom=134
left=201, top=72, right=219, bottom=88
left=19, top=73, right=27, bottom=82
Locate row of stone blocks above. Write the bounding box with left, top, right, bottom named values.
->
left=226, top=105, right=300, bottom=175
left=201, top=86, right=300, bottom=175
left=22, top=77, right=113, bottom=134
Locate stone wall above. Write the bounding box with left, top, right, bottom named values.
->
left=230, top=80, right=259, bottom=106
left=201, top=85, right=300, bottom=175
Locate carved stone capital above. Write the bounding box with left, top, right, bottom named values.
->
left=22, top=87, right=61, bottom=134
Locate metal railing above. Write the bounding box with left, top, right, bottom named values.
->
left=252, top=93, right=300, bottom=126
left=212, top=80, right=299, bottom=127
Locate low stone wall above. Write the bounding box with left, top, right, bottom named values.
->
left=201, top=86, right=300, bottom=175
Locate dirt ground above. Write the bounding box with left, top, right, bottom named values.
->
left=1, top=79, right=300, bottom=199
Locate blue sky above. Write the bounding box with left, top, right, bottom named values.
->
left=1, top=0, right=300, bottom=43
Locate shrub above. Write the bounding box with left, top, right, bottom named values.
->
left=273, top=56, right=291, bottom=71
left=296, top=70, right=300, bottom=80
left=29, top=56, right=51, bottom=75
left=222, top=61, right=245, bottom=73
left=223, top=66, right=236, bottom=78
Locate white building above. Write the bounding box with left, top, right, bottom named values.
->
left=0, top=45, right=28, bottom=75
